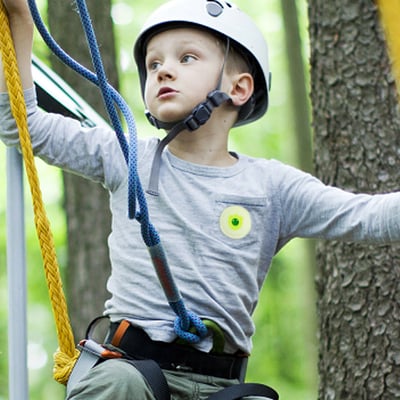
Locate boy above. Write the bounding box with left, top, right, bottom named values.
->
left=1, top=0, right=400, bottom=399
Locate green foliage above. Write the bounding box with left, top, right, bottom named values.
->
left=0, top=0, right=318, bottom=399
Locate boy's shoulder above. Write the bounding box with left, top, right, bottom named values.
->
left=239, top=153, right=315, bottom=187
left=240, top=153, right=300, bottom=173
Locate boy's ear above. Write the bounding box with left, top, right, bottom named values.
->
left=229, top=73, right=254, bottom=107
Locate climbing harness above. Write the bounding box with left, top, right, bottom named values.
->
left=66, top=317, right=279, bottom=400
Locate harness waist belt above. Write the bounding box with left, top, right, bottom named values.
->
left=107, top=321, right=247, bottom=380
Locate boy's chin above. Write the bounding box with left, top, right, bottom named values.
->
left=154, top=110, right=192, bottom=124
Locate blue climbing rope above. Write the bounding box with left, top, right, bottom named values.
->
left=27, top=0, right=207, bottom=343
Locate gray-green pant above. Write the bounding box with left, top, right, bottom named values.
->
left=67, top=359, right=265, bottom=400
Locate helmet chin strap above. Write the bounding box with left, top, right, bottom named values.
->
left=146, top=39, right=231, bottom=196
left=146, top=90, right=231, bottom=195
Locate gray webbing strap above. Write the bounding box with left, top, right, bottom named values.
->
left=66, top=340, right=102, bottom=398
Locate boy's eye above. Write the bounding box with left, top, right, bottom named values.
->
left=181, top=54, right=196, bottom=64
left=147, top=61, right=161, bottom=71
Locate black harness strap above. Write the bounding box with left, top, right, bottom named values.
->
left=107, top=321, right=247, bottom=380
left=207, top=382, right=279, bottom=400
left=128, top=359, right=279, bottom=400
left=126, top=359, right=171, bottom=400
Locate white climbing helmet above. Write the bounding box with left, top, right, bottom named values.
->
left=133, top=0, right=271, bottom=126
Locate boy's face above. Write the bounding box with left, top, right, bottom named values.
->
left=144, top=27, right=227, bottom=124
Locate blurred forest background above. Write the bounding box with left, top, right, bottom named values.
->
left=0, top=0, right=317, bottom=399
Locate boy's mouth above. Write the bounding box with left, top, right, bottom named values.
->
left=157, top=87, right=177, bottom=98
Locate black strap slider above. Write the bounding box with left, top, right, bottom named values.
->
left=184, top=103, right=212, bottom=131
left=207, top=90, right=230, bottom=107
left=183, top=90, right=230, bottom=131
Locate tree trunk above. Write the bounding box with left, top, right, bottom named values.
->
left=47, top=0, right=119, bottom=340
left=308, top=1, right=400, bottom=398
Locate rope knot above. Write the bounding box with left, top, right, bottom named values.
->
left=53, top=348, right=80, bottom=385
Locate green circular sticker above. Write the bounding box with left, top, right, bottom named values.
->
left=219, top=206, right=251, bottom=239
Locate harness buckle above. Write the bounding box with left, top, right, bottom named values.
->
left=78, top=339, right=124, bottom=360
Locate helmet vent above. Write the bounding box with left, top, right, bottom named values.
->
left=206, top=1, right=224, bottom=17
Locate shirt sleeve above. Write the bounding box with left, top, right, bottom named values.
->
left=274, top=161, right=400, bottom=245
left=0, top=87, right=127, bottom=190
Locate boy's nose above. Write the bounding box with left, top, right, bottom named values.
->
left=157, top=61, right=176, bottom=81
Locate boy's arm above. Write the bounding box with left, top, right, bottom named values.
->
left=0, top=0, right=34, bottom=92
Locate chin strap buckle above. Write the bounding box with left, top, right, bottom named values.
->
left=183, top=90, right=230, bottom=131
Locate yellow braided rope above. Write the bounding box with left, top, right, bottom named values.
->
left=0, top=3, right=79, bottom=385
left=376, top=0, right=400, bottom=98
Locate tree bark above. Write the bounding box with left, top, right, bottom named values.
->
left=308, top=1, right=400, bottom=398
left=47, top=0, right=118, bottom=340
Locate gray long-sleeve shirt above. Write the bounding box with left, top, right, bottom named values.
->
left=1, top=88, right=399, bottom=353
